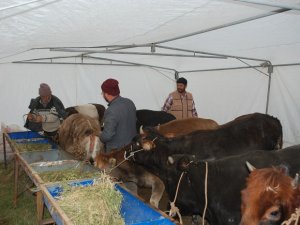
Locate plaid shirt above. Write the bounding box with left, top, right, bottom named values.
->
left=162, top=93, right=198, bottom=117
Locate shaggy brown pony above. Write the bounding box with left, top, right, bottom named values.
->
left=58, top=113, right=103, bottom=160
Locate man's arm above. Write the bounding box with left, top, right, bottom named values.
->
left=52, top=96, right=67, bottom=119
left=162, top=94, right=173, bottom=112
left=100, top=110, right=118, bottom=143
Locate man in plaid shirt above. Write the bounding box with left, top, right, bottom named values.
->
left=162, top=77, right=198, bottom=119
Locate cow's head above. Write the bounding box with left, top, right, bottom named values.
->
left=94, top=152, right=117, bottom=170
left=135, top=126, right=165, bottom=150
left=239, top=163, right=300, bottom=225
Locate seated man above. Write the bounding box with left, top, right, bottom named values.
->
left=24, top=83, right=66, bottom=138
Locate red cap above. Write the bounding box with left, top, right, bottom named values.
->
left=101, top=78, right=120, bottom=96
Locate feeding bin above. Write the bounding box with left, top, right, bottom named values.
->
left=7, top=131, right=57, bottom=151
left=45, top=179, right=176, bottom=225
left=20, top=150, right=74, bottom=164
left=30, top=160, right=102, bottom=183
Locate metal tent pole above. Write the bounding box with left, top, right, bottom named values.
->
left=233, top=0, right=300, bottom=11
left=49, top=49, right=226, bottom=59
left=265, top=63, right=273, bottom=114
left=152, top=8, right=290, bottom=45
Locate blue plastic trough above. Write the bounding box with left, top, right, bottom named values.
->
left=46, top=179, right=176, bottom=225
left=7, top=131, right=176, bottom=225
left=7, top=131, right=57, bottom=149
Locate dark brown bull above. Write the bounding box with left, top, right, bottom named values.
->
left=93, top=145, right=165, bottom=209
left=141, top=117, right=219, bottom=138
left=58, top=113, right=104, bottom=160
left=138, top=113, right=283, bottom=158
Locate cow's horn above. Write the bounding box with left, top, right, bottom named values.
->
left=168, top=156, right=174, bottom=165
left=292, top=173, right=299, bottom=189
left=157, top=124, right=160, bottom=131
left=109, top=158, right=117, bottom=167
left=139, top=125, right=144, bottom=134
left=246, top=161, right=256, bottom=172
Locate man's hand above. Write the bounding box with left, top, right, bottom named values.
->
left=35, top=115, right=43, bottom=123
left=27, top=113, right=35, bottom=121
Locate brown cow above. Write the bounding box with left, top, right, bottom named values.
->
left=93, top=144, right=165, bottom=209
left=141, top=117, right=219, bottom=138
left=240, top=163, right=300, bottom=225
left=58, top=113, right=104, bottom=160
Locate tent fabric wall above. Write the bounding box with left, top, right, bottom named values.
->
left=0, top=63, right=175, bottom=126
left=0, top=62, right=299, bottom=148
left=268, top=65, right=300, bottom=147
left=0, top=0, right=299, bottom=148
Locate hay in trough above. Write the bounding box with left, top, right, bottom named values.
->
left=15, top=142, right=52, bottom=152
left=39, top=168, right=102, bottom=182
left=57, top=176, right=124, bottom=225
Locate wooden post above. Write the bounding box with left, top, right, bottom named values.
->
left=13, top=155, right=19, bottom=208
left=36, top=190, right=44, bottom=225
left=3, top=132, right=7, bottom=169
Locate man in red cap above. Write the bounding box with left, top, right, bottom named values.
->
left=162, top=77, right=198, bottom=119
left=100, top=78, right=137, bottom=151
left=25, top=83, right=66, bottom=138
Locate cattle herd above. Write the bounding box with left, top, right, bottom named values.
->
left=56, top=104, right=299, bottom=225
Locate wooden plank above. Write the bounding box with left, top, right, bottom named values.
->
left=40, top=184, right=75, bottom=225
left=36, top=190, right=44, bottom=225
left=13, top=155, right=19, bottom=208
left=3, top=132, right=7, bottom=169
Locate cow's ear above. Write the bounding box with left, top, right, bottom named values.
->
left=109, top=158, right=117, bottom=167
left=246, top=161, right=256, bottom=173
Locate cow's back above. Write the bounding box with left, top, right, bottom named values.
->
left=66, top=103, right=105, bottom=125
left=136, top=109, right=176, bottom=132
left=220, top=113, right=282, bottom=150
left=156, top=117, right=219, bottom=137
left=138, top=112, right=283, bottom=161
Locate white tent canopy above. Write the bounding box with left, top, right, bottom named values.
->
left=1, top=0, right=300, bottom=147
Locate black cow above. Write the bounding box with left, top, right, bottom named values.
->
left=134, top=145, right=300, bottom=225
left=136, top=109, right=176, bottom=133
left=136, top=113, right=282, bottom=160
left=129, top=113, right=282, bottom=224
left=167, top=145, right=300, bottom=225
